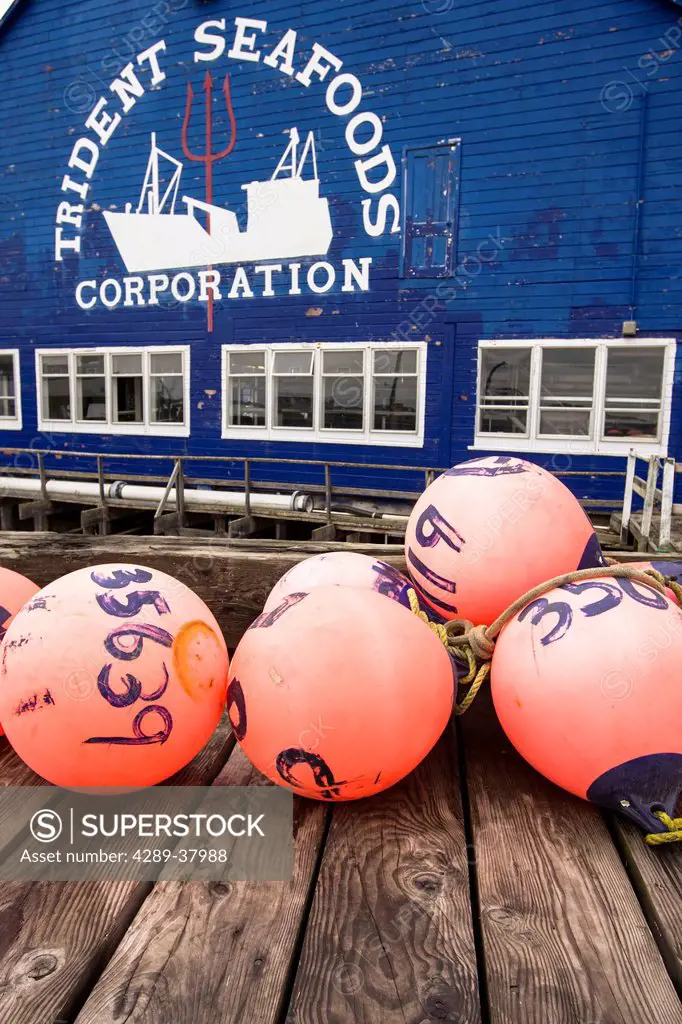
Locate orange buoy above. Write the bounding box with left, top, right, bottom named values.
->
left=491, top=574, right=682, bottom=833
left=0, top=564, right=229, bottom=788
left=405, top=455, right=604, bottom=625
left=228, top=586, right=454, bottom=801
left=0, top=567, right=41, bottom=737
left=264, top=552, right=417, bottom=614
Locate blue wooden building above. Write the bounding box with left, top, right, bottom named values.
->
left=0, top=0, right=680, bottom=504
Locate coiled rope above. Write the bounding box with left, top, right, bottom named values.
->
left=407, top=563, right=682, bottom=846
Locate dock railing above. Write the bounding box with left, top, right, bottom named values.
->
left=620, top=449, right=676, bottom=551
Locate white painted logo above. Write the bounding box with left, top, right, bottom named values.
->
left=104, top=127, right=332, bottom=274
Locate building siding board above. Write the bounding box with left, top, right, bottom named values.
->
left=0, top=0, right=679, bottom=502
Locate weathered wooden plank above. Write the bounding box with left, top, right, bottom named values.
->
left=611, top=818, right=682, bottom=995
left=0, top=720, right=233, bottom=1024
left=75, top=746, right=328, bottom=1024
left=0, top=534, right=405, bottom=647
left=287, top=732, right=481, bottom=1024
left=462, top=693, right=682, bottom=1024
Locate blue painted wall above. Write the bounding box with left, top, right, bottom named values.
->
left=0, top=0, right=680, bottom=501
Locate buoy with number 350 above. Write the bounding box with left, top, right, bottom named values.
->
left=228, top=586, right=454, bottom=801
left=0, top=564, right=229, bottom=788
left=405, top=455, right=605, bottom=625
left=491, top=573, right=682, bottom=837
left=0, top=566, right=41, bottom=737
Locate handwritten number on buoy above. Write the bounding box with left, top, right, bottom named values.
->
left=276, top=748, right=342, bottom=799
left=226, top=677, right=247, bottom=741
left=96, top=590, right=170, bottom=618
left=86, top=569, right=175, bottom=746
left=250, top=592, right=308, bottom=629
left=104, top=624, right=173, bottom=661
left=518, top=577, right=669, bottom=645
left=562, top=580, right=622, bottom=617
left=90, top=568, right=153, bottom=589
left=518, top=598, right=573, bottom=646
left=618, top=577, right=668, bottom=609
left=97, top=662, right=170, bottom=708
left=84, top=705, right=173, bottom=746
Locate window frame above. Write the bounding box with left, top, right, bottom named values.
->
left=401, top=140, right=461, bottom=280
left=35, top=347, right=190, bottom=437
left=221, top=342, right=427, bottom=447
left=0, top=349, right=22, bottom=430
left=472, top=338, right=676, bottom=457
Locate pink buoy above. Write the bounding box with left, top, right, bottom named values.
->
left=491, top=574, right=682, bottom=834
left=229, top=586, right=454, bottom=801
left=0, top=567, right=41, bottom=737
left=405, top=455, right=604, bottom=625
left=0, top=564, right=229, bottom=788
left=264, top=552, right=417, bottom=614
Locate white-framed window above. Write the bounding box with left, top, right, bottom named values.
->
left=36, top=347, right=190, bottom=437
left=222, top=342, right=427, bottom=446
left=473, top=338, right=676, bottom=456
left=0, top=350, right=22, bottom=430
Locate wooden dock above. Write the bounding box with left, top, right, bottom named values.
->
left=0, top=535, right=679, bottom=1023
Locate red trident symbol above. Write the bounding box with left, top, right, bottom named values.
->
left=182, top=72, right=237, bottom=333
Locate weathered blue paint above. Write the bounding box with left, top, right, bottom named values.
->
left=0, top=0, right=680, bottom=501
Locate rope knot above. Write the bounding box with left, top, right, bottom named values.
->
left=645, top=811, right=682, bottom=846
left=446, top=620, right=495, bottom=662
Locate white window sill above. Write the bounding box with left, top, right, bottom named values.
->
left=222, top=428, right=425, bottom=447
left=0, top=420, right=22, bottom=431
left=470, top=438, right=668, bottom=458
left=38, top=421, right=190, bottom=439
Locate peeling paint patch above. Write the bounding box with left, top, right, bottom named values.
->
left=204, top=389, right=217, bottom=398
left=306, top=307, right=323, bottom=317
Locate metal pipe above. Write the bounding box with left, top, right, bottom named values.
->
left=0, top=477, right=313, bottom=515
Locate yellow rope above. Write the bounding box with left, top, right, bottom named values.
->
left=645, top=812, right=682, bottom=846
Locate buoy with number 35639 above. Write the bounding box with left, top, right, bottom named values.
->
left=263, top=551, right=416, bottom=613
left=228, top=586, right=454, bottom=801
left=405, top=455, right=605, bottom=626
left=0, top=564, right=229, bottom=788
left=490, top=574, right=682, bottom=836
left=0, top=566, right=41, bottom=737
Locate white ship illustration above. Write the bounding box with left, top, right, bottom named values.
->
left=103, top=128, right=333, bottom=273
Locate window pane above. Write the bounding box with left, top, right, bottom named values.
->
left=43, top=377, right=70, bottom=420
left=606, top=348, right=664, bottom=402
left=540, top=348, right=595, bottom=399
left=480, top=348, right=531, bottom=401
left=478, top=408, right=528, bottom=434
left=151, top=353, right=183, bottom=375
left=229, top=377, right=266, bottom=427
left=229, top=351, right=266, bottom=375
left=322, top=350, right=364, bottom=375
left=539, top=410, right=591, bottom=436
left=77, top=376, right=106, bottom=421
left=274, top=377, right=313, bottom=428
left=373, top=376, right=417, bottom=432
left=112, top=354, right=143, bottom=376
left=152, top=376, right=184, bottom=423
left=323, top=377, right=364, bottom=430
left=41, top=355, right=68, bottom=375
left=604, top=410, right=659, bottom=439
left=273, top=351, right=314, bottom=375
left=0, top=398, right=15, bottom=418
left=76, top=354, right=105, bottom=375
left=373, top=350, right=418, bottom=375
left=0, top=356, right=15, bottom=399
left=115, top=377, right=144, bottom=423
